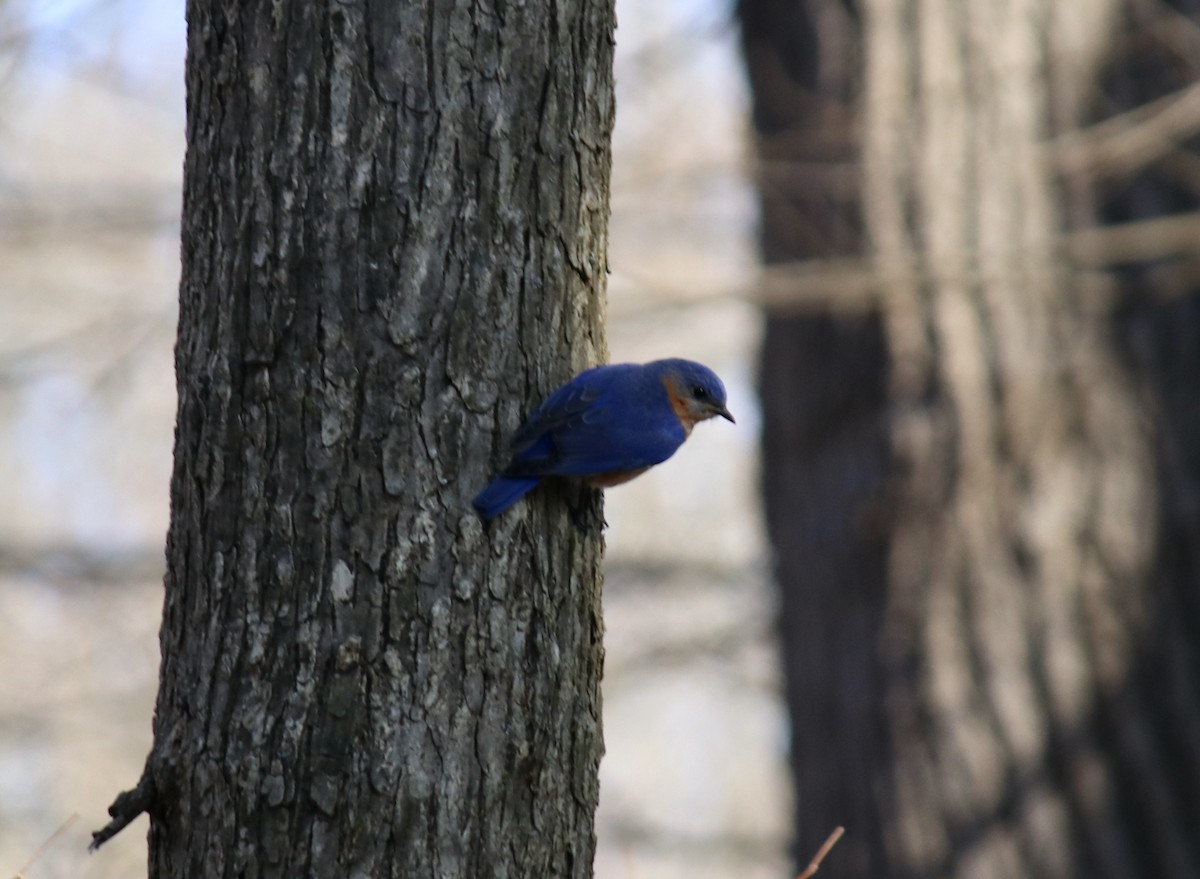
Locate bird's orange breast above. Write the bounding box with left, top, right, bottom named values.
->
left=661, top=376, right=697, bottom=436
left=584, top=467, right=652, bottom=488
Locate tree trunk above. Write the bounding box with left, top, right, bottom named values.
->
left=743, top=0, right=1200, bottom=876
left=97, top=2, right=616, bottom=876
left=737, top=1, right=893, bottom=875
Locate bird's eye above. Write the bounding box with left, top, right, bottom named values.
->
left=693, top=385, right=708, bottom=399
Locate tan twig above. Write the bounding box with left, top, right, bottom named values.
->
left=11, top=813, right=79, bottom=879
left=796, top=826, right=845, bottom=879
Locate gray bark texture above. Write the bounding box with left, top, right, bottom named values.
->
left=742, top=0, right=1200, bottom=877
left=96, top=1, right=617, bottom=876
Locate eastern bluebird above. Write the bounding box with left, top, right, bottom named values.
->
left=473, top=358, right=734, bottom=519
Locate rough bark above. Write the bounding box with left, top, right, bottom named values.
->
left=743, top=0, right=1200, bottom=876
left=95, top=1, right=616, bottom=876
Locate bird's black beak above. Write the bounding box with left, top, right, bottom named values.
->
left=717, top=405, right=735, bottom=424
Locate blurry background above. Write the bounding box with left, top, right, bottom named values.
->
left=0, top=1, right=784, bottom=878
left=6, top=1, right=1200, bottom=878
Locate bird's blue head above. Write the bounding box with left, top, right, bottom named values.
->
left=653, top=358, right=735, bottom=428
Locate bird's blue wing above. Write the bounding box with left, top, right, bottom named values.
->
left=505, top=403, right=684, bottom=477
left=501, top=363, right=686, bottom=478
left=509, top=375, right=605, bottom=458
left=547, top=416, right=685, bottom=475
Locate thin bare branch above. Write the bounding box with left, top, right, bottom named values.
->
left=1051, top=81, right=1200, bottom=178
left=1065, top=212, right=1200, bottom=268
left=610, top=208, right=1200, bottom=325
left=796, top=826, right=845, bottom=879
left=11, top=813, right=79, bottom=879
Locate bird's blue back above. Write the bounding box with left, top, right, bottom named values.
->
left=505, top=363, right=687, bottom=478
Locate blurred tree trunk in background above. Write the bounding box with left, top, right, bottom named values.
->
left=738, top=2, right=892, bottom=876
left=741, top=0, right=1200, bottom=876
left=96, top=1, right=615, bottom=876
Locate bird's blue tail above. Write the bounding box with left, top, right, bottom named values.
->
left=473, top=476, right=540, bottom=519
